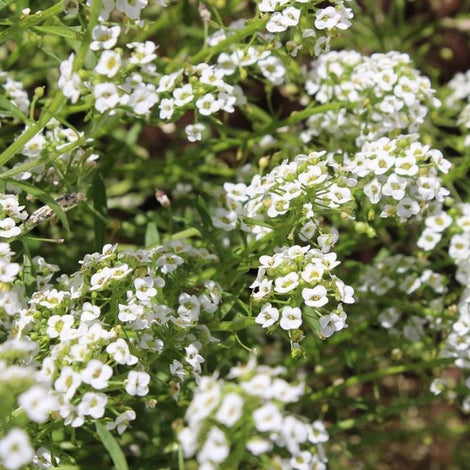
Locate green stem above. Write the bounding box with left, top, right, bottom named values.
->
left=308, top=357, right=453, bottom=401
left=0, top=92, right=64, bottom=168
left=74, top=0, right=101, bottom=71
left=329, top=393, right=438, bottom=435
left=189, top=18, right=268, bottom=65
left=0, top=2, right=63, bottom=44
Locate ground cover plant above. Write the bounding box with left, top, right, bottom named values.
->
left=2, top=0, right=470, bottom=468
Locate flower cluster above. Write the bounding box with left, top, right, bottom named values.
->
left=213, top=151, right=353, bottom=240
left=303, top=50, right=440, bottom=145
left=358, top=254, right=447, bottom=342
left=0, top=341, right=36, bottom=469
left=342, top=134, right=451, bottom=220
left=179, top=359, right=328, bottom=469
left=11, top=240, right=222, bottom=443
left=0, top=71, right=30, bottom=125
left=260, top=0, right=353, bottom=56
left=0, top=194, right=27, bottom=240
left=252, top=244, right=354, bottom=339
left=15, top=118, right=97, bottom=184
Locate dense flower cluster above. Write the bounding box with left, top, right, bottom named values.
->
left=252, top=244, right=354, bottom=339
left=260, top=0, right=353, bottom=56
left=179, top=359, right=328, bottom=469
left=303, top=50, right=440, bottom=145
left=3, top=240, right=223, bottom=466
left=342, top=133, right=451, bottom=220
left=0, top=194, right=27, bottom=240
left=214, top=151, right=352, bottom=239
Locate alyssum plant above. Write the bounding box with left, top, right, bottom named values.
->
left=0, top=0, right=469, bottom=468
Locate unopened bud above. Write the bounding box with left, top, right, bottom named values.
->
left=259, top=156, right=270, bottom=169
left=34, top=86, right=45, bottom=99
left=155, top=190, right=171, bottom=208
left=199, top=3, right=211, bottom=24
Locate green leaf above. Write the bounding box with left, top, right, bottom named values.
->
left=95, top=423, right=129, bottom=470
left=4, top=178, right=70, bottom=234
left=32, top=25, right=81, bottom=39
left=91, top=174, right=108, bottom=251
left=145, top=222, right=159, bottom=247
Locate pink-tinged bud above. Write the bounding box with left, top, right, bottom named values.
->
left=199, top=3, right=211, bottom=24
left=155, top=190, right=171, bottom=208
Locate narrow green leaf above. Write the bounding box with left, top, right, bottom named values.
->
left=91, top=174, right=108, bottom=251
left=95, top=423, right=129, bottom=470
left=145, top=222, right=159, bottom=247
left=32, top=25, right=81, bottom=39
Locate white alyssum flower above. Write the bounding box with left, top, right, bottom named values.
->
left=125, top=370, right=150, bottom=396
left=0, top=428, right=34, bottom=470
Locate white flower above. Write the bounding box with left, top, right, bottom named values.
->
left=253, top=402, right=283, bottom=432
left=258, top=56, right=286, bottom=85
left=197, top=427, right=229, bottom=464
left=81, top=359, right=113, bottom=390
left=134, top=276, right=157, bottom=301
left=94, top=83, right=120, bottom=113
left=116, top=0, right=148, bottom=19
left=274, top=272, right=299, bottom=293
left=128, top=40, right=157, bottom=64
left=185, top=123, right=205, bottom=142
left=127, top=84, right=159, bottom=115
left=246, top=437, right=273, bottom=455
left=212, top=207, right=238, bottom=231
left=319, top=313, right=346, bottom=338
left=46, top=314, right=74, bottom=339
left=18, top=386, right=53, bottom=423
left=315, top=6, right=341, bottom=30
left=417, top=228, right=441, bottom=251
left=266, top=12, right=288, bottom=33
left=33, top=446, right=60, bottom=469
left=78, top=392, right=108, bottom=418
left=302, top=285, right=328, bottom=308
left=382, top=173, right=407, bottom=200
left=0, top=217, right=21, bottom=238
left=106, top=410, right=136, bottom=434
left=173, top=84, right=194, bottom=106
left=308, top=420, right=329, bottom=444
left=159, top=98, right=175, bottom=120
left=125, top=370, right=150, bottom=396
left=54, top=366, right=82, bottom=399
left=280, top=306, right=302, bottom=330
left=106, top=338, right=138, bottom=365
left=196, top=93, right=222, bottom=116
left=0, top=428, right=34, bottom=470
left=0, top=259, right=20, bottom=282
left=185, top=343, right=205, bottom=373
left=90, top=25, right=121, bottom=51
left=282, top=415, right=309, bottom=455
left=255, top=302, right=279, bottom=328
left=282, top=6, right=300, bottom=27
left=95, top=50, right=122, bottom=78
left=215, top=393, right=244, bottom=427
